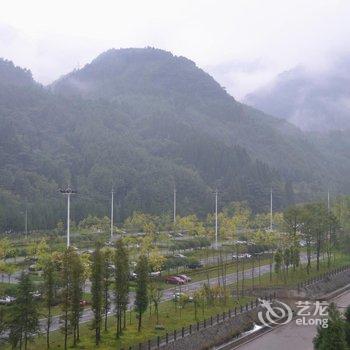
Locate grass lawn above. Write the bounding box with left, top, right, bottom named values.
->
left=13, top=296, right=253, bottom=350
left=3, top=252, right=350, bottom=349
left=240, top=252, right=350, bottom=293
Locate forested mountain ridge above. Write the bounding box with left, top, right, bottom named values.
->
left=0, top=49, right=349, bottom=231
left=51, top=48, right=331, bottom=183
left=245, top=57, right=350, bottom=132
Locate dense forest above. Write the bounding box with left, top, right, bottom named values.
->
left=0, top=48, right=349, bottom=231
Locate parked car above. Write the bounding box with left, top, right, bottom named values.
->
left=108, top=263, right=116, bottom=272
left=174, top=253, right=186, bottom=259
left=173, top=292, right=193, bottom=302
left=129, top=272, right=137, bottom=280
left=164, top=275, right=185, bottom=284
left=28, top=264, right=41, bottom=272
left=0, top=296, right=16, bottom=305
left=186, top=260, right=203, bottom=269
left=177, top=274, right=191, bottom=282
left=149, top=271, right=161, bottom=278
left=232, top=253, right=252, bottom=260
left=30, top=291, right=42, bottom=299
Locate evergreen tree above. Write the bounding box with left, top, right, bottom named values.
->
left=8, top=272, right=39, bottom=350
left=91, top=243, right=103, bottom=345
left=344, top=305, right=350, bottom=346
left=102, top=250, right=112, bottom=332
left=274, top=248, right=282, bottom=274
left=70, top=250, right=84, bottom=346
left=114, top=239, right=129, bottom=337
left=43, top=258, right=57, bottom=349
left=60, top=248, right=72, bottom=350
left=134, top=255, right=149, bottom=332
left=314, top=303, right=347, bottom=350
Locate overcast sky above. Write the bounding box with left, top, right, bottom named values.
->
left=0, top=0, right=349, bottom=99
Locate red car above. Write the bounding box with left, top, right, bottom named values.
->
left=177, top=274, right=191, bottom=283
left=164, top=275, right=185, bottom=284
left=80, top=300, right=89, bottom=307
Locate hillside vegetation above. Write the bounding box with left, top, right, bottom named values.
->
left=0, top=48, right=349, bottom=230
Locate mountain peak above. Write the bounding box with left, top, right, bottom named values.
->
left=50, top=47, right=230, bottom=103
left=245, top=58, right=350, bottom=132
left=0, top=58, right=34, bottom=87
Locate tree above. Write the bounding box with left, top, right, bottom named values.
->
left=148, top=250, right=166, bottom=272
left=283, top=248, right=291, bottom=276
left=91, top=243, right=103, bottom=345
left=114, top=239, right=129, bottom=337
left=0, top=238, right=11, bottom=261
left=134, top=255, right=148, bottom=332
left=70, top=251, right=84, bottom=346
left=149, top=283, right=163, bottom=324
left=314, top=303, right=347, bottom=350
left=274, top=249, right=282, bottom=274
left=344, top=305, right=350, bottom=346
left=101, top=250, right=112, bottom=332
left=177, top=215, right=206, bottom=236
left=60, top=249, right=72, bottom=350
left=8, top=272, right=40, bottom=350
left=59, top=247, right=83, bottom=349
left=43, top=257, right=58, bottom=349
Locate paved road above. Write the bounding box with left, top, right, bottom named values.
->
left=42, top=254, right=312, bottom=333
left=235, top=287, right=350, bottom=350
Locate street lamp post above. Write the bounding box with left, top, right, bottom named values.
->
left=59, top=187, right=77, bottom=247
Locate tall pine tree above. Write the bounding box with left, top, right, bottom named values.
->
left=114, top=239, right=129, bottom=337
left=91, top=243, right=103, bottom=345
left=8, top=272, right=40, bottom=350
left=134, top=254, right=148, bottom=332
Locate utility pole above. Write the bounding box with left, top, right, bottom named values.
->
left=111, top=188, right=114, bottom=240
left=59, top=187, right=77, bottom=247
left=270, top=188, right=273, bottom=231
left=214, top=189, right=218, bottom=249
left=327, top=189, right=330, bottom=212
left=25, top=206, right=28, bottom=239
left=173, top=185, right=177, bottom=228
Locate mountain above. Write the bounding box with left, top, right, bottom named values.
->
left=0, top=48, right=349, bottom=231
left=245, top=58, right=350, bottom=132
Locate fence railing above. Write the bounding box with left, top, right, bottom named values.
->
left=297, top=264, right=350, bottom=292
left=123, top=264, right=350, bottom=349
left=121, top=293, right=276, bottom=350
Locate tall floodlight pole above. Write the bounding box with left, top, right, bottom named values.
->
left=327, top=189, right=330, bottom=212
left=59, top=187, right=77, bottom=247
left=270, top=188, right=273, bottom=231
left=173, top=186, right=177, bottom=227
left=215, top=189, right=218, bottom=249
left=25, top=206, right=28, bottom=239
left=111, top=188, right=114, bottom=240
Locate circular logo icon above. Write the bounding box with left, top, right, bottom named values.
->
left=258, top=298, right=293, bottom=327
